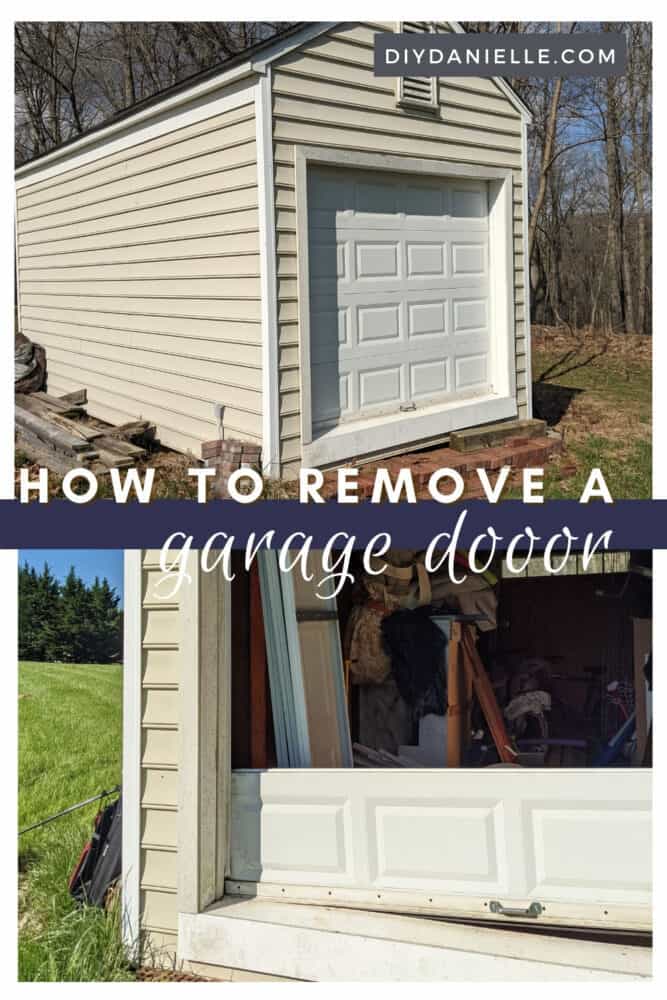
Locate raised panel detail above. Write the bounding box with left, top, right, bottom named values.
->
left=525, top=804, right=652, bottom=900
left=408, top=301, right=447, bottom=337
left=407, top=243, right=445, bottom=277
left=359, top=367, right=401, bottom=408
left=453, top=299, right=488, bottom=333
left=455, top=354, right=488, bottom=389
left=370, top=801, right=506, bottom=891
left=357, top=304, right=400, bottom=343
left=356, top=243, right=399, bottom=278
left=410, top=360, right=448, bottom=399
left=452, top=243, right=486, bottom=275
left=262, top=802, right=351, bottom=875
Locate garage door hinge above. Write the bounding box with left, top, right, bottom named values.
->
left=489, top=900, right=543, bottom=918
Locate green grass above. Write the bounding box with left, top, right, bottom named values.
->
left=531, top=331, right=652, bottom=500
left=19, top=661, right=133, bottom=982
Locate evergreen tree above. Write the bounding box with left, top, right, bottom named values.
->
left=18, top=561, right=122, bottom=664
left=57, top=567, right=91, bottom=662
left=18, top=562, right=61, bottom=660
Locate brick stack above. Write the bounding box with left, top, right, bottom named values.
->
left=320, top=433, right=562, bottom=501
left=201, top=439, right=262, bottom=498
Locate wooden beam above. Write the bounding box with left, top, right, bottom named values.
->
left=446, top=622, right=464, bottom=768
left=460, top=625, right=517, bottom=765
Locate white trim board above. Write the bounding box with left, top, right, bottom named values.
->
left=179, top=898, right=650, bottom=982
left=121, top=550, right=143, bottom=958
left=255, top=69, right=281, bottom=477
left=521, top=116, right=533, bottom=418
left=295, top=146, right=518, bottom=468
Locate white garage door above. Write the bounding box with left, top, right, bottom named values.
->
left=228, top=768, right=651, bottom=932
left=308, top=166, right=492, bottom=434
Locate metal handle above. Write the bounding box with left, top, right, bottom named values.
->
left=489, top=900, right=543, bottom=918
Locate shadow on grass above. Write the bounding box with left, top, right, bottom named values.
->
left=536, top=341, right=610, bottom=384
left=532, top=382, right=582, bottom=426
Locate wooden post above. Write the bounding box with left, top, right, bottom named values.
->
left=446, top=622, right=464, bottom=767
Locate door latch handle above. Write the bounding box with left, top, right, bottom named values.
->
left=489, top=900, right=543, bottom=918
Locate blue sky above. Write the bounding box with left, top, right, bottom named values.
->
left=19, top=550, right=124, bottom=604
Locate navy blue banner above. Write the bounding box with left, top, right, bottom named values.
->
left=1, top=499, right=665, bottom=550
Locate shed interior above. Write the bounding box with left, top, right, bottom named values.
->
left=230, top=550, right=652, bottom=772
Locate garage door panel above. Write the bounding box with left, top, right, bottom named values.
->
left=410, top=359, right=450, bottom=400
left=406, top=242, right=447, bottom=279
left=308, top=165, right=492, bottom=432
left=357, top=303, right=401, bottom=344
left=368, top=799, right=508, bottom=893
left=358, top=365, right=403, bottom=410
left=451, top=241, right=488, bottom=277
left=311, top=362, right=351, bottom=424
left=355, top=241, right=400, bottom=280
left=523, top=802, right=652, bottom=903
left=230, top=770, right=652, bottom=928
left=453, top=296, right=489, bottom=334
left=455, top=353, right=489, bottom=390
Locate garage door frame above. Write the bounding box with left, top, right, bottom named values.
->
left=294, top=146, right=518, bottom=468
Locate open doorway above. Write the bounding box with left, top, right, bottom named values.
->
left=230, top=550, right=652, bottom=772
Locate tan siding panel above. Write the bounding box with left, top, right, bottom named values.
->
left=16, top=99, right=261, bottom=456
left=142, top=769, right=179, bottom=809
left=17, top=209, right=260, bottom=257
left=142, top=649, right=180, bottom=688
left=20, top=143, right=257, bottom=222
left=142, top=807, right=178, bottom=849
left=143, top=608, right=180, bottom=647
left=23, top=255, right=261, bottom=281
left=140, top=889, right=178, bottom=933
left=43, top=357, right=261, bottom=432
left=20, top=232, right=260, bottom=268
left=18, top=188, right=258, bottom=244
left=18, top=105, right=256, bottom=203
left=142, top=848, right=179, bottom=890
left=21, top=293, right=261, bottom=322
left=43, top=364, right=260, bottom=453
left=137, top=555, right=181, bottom=945
left=142, top=727, right=179, bottom=768
left=142, top=689, right=179, bottom=727
left=22, top=305, right=261, bottom=344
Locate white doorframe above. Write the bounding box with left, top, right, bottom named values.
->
left=295, top=145, right=518, bottom=468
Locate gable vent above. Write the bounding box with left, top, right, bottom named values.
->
left=397, top=21, right=439, bottom=111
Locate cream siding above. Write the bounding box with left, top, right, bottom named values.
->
left=137, top=549, right=181, bottom=959
left=16, top=99, right=263, bottom=457
left=271, top=22, right=528, bottom=475
left=131, top=550, right=231, bottom=965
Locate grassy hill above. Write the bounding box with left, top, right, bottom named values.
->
left=19, top=661, right=132, bottom=982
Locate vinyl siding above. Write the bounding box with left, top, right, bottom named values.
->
left=272, top=21, right=528, bottom=475
left=138, top=550, right=181, bottom=961
left=16, top=97, right=263, bottom=457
